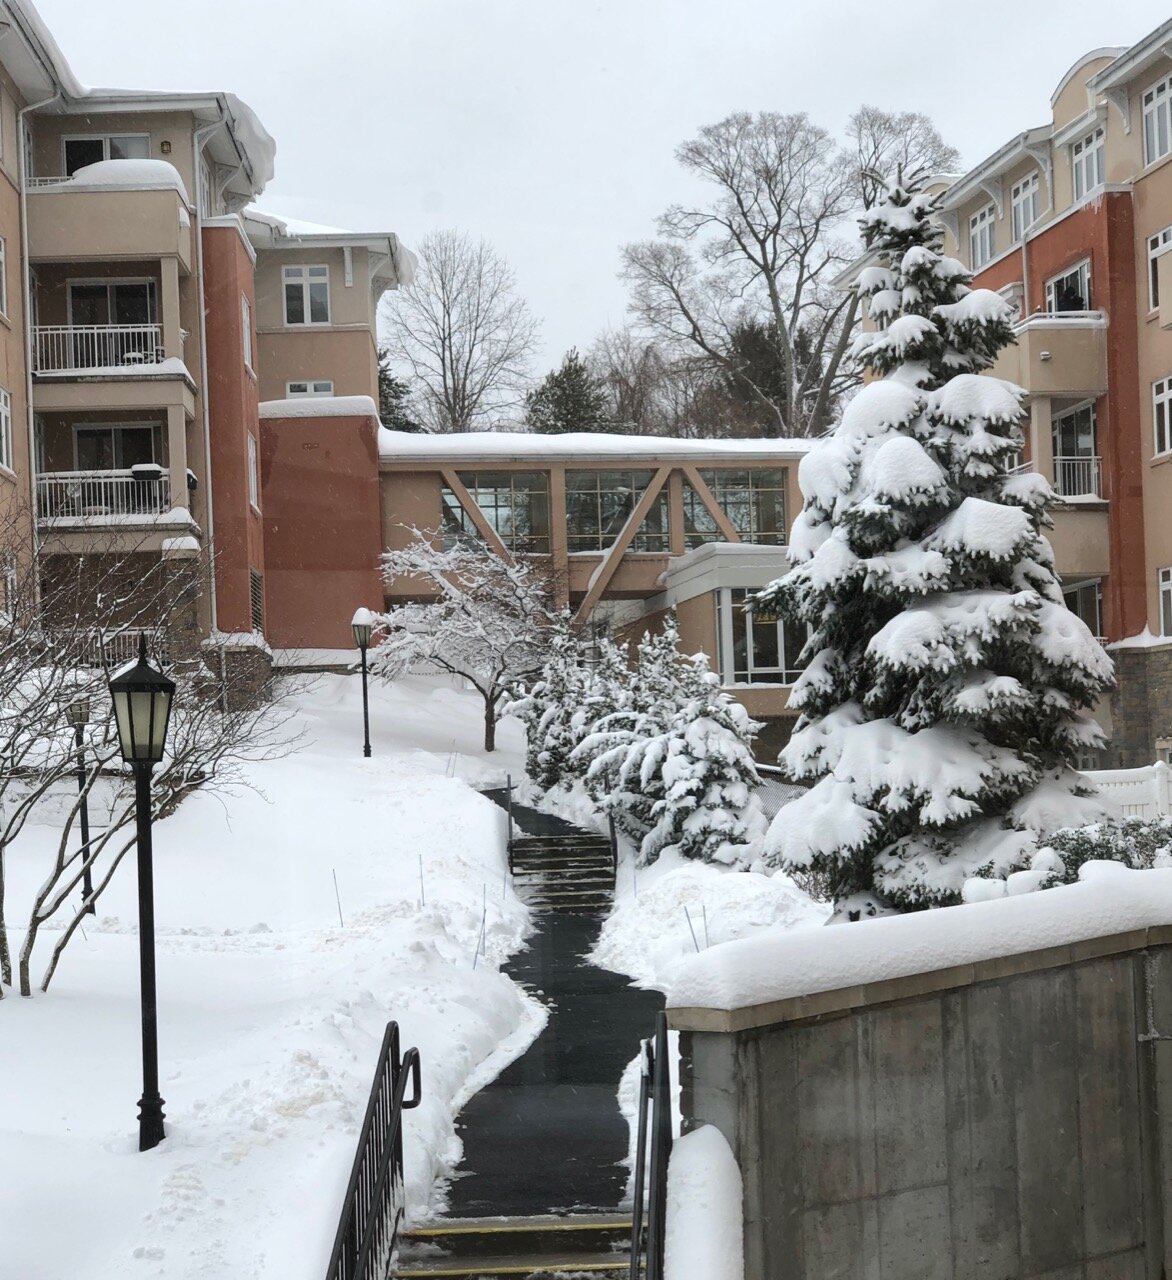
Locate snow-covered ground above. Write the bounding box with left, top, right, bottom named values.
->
left=1, top=674, right=537, bottom=1280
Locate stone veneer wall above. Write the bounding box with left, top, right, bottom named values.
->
left=1109, top=642, right=1172, bottom=767
left=678, top=933, right=1172, bottom=1280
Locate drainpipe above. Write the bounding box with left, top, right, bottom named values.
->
left=16, top=87, right=61, bottom=557
left=193, top=119, right=223, bottom=637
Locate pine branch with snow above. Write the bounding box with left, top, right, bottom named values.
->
left=755, top=175, right=1114, bottom=913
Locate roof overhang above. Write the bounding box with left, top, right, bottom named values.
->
left=1087, top=26, right=1172, bottom=95
left=939, top=126, right=1052, bottom=213
left=243, top=209, right=416, bottom=289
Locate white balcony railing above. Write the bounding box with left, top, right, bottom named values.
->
left=74, top=629, right=169, bottom=671
left=1053, top=455, right=1102, bottom=498
left=33, top=324, right=164, bottom=373
left=36, top=470, right=171, bottom=520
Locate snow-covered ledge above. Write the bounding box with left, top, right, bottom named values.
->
left=667, top=862, right=1172, bottom=1032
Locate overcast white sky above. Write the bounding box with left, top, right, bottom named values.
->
left=36, top=0, right=1172, bottom=371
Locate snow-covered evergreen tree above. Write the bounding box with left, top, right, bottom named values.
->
left=756, top=176, right=1114, bottom=912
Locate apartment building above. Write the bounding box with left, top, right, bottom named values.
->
left=845, top=20, right=1172, bottom=767
left=0, top=0, right=410, bottom=693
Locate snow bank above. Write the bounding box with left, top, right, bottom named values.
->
left=63, top=159, right=190, bottom=199
left=37, top=357, right=191, bottom=380
left=665, top=1126, right=744, bottom=1280
left=377, top=429, right=815, bottom=462
left=594, top=852, right=827, bottom=989
left=260, top=395, right=379, bottom=420
left=667, top=861, right=1172, bottom=1013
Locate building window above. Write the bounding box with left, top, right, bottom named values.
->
left=1144, top=74, right=1172, bottom=165
left=566, top=470, right=669, bottom=552
left=1161, top=568, right=1172, bottom=636
left=73, top=422, right=158, bottom=470
left=247, top=433, right=259, bottom=511
left=1045, top=260, right=1091, bottom=314
left=283, top=264, right=330, bottom=325
left=0, top=237, right=8, bottom=318
left=1051, top=401, right=1099, bottom=496
left=1063, top=579, right=1103, bottom=643
left=1010, top=173, right=1040, bottom=243
left=1149, top=227, right=1172, bottom=309
left=286, top=380, right=334, bottom=398
left=684, top=469, right=787, bottom=547
left=241, top=295, right=253, bottom=371
left=0, top=386, right=10, bottom=473
left=1071, top=126, right=1105, bottom=201
left=721, top=588, right=807, bottom=685
left=969, top=203, right=996, bottom=270
left=1155, top=377, right=1172, bottom=456
left=249, top=569, right=265, bottom=633
left=442, top=471, right=551, bottom=554
left=63, top=133, right=149, bottom=177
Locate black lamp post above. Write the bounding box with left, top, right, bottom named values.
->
left=108, top=636, right=175, bottom=1153
left=65, top=696, right=95, bottom=916
left=352, top=608, right=373, bottom=759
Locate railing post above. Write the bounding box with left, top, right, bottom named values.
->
left=646, top=1010, right=672, bottom=1280
left=608, top=811, right=618, bottom=878
left=629, top=1039, right=652, bottom=1280
left=506, top=773, right=515, bottom=871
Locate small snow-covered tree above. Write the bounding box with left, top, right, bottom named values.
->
left=526, top=348, right=610, bottom=434
left=619, top=659, right=764, bottom=866
left=372, top=531, right=557, bottom=751
left=757, top=176, right=1114, bottom=913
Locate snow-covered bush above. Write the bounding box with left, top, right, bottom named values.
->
left=964, top=816, right=1172, bottom=899
left=755, top=176, right=1114, bottom=913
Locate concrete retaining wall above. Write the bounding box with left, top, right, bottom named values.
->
left=678, top=936, right=1172, bottom=1279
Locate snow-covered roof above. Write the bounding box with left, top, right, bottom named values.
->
left=667, top=863, right=1172, bottom=1026
left=378, top=430, right=815, bottom=466
left=243, top=208, right=416, bottom=288
left=260, top=395, right=380, bottom=421
left=36, top=356, right=193, bottom=383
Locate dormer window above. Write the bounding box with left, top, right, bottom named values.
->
left=1071, top=126, right=1105, bottom=201
left=969, top=204, right=995, bottom=270
left=1010, top=173, right=1040, bottom=242
left=1144, top=74, right=1172, bottom=165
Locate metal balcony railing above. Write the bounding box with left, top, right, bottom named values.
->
left=36, top=470, right=171, bottom=520
left=1053, top=455, right=1102, bottom=498
left=33, top=324, right=165, bottom=372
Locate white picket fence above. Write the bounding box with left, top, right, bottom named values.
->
left=1084, top=762, right=1172, bottom=819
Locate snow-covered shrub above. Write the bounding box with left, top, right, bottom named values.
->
left=964, top=816, right=1172, bottom=899
left=503, top=615, right=589, bottom=790
left=755, top=176, right=1114, bottom=913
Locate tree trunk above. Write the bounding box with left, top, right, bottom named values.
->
left=0, top=843, right=9, bottom=991
left=484, top=699, right=497, bottom=752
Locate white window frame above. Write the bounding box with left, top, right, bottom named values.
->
left=282, top=264, right=331, bottom=326
left=1010, top=173, right=1040, bottom=243
left=1144, top=74, right=1172, bottom=166
left=286, top=379, right=334, bottom=398
left=1062, top=578, right=1103, bottom=644
left=241, top=294, right=253, bottom=372
left=969, top=203, right=996, bottom=270
left=1044, top=259, right=1092, bottom=314
left=716, top=588, right=807, bottom=686
left=1149, top=227, right=1172, bottom=310
left=61, top=132, right=150, bottom=176
left=1161, top=567, right=1172, bottom=637
left=71, top=421, right=158, bottom=471
left=1155, top=376, right=1172, bottom=457
left=247, top=433, right=260, bottom=512
left=0, top=386, right=10, bottom=473
left=1072, top=126, right=1105, bottom=201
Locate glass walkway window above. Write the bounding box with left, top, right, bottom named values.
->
left=442, top=471, right=551, bottom=553
left=693, top=469, right=787, bottom=545
left=566, top=470, right=669, bottom=552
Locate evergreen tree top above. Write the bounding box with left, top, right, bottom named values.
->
left=526, top=348, right=610, bottom=434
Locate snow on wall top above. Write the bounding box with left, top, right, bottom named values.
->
left=377, top=430, right=816, bottom=463
left=666, top=862, right=1172, bottom=1014
left=260, top=395, right=379, bottom=420
left=53, top=159, right=190, bottom=200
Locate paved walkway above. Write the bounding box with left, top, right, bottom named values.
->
left=441, top=795, right=663, bottom=1218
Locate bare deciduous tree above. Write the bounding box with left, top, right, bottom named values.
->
left=848, top=106, right=962, bottom=209
left=622, top=112, right=860, bottom=438
left=383, top=230, right=539, bottom=433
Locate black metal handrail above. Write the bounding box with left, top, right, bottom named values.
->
left=325, top=1021, right=422, bottom=1280
left=630, top=1010, right=672, bottom=1280
left=506, top=773, right=516, bottom=873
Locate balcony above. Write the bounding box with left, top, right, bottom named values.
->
left=988, top=312, right=1108, bottom=398
left=36, top=469, right=171, bottom=522
left=33, top=324, right=164, bottom=373
left=1053, top=454, right=1102, bottom=498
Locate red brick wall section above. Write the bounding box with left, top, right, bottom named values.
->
left=259, top=411, right=384, bottom=650
left=202, top=225, right=264, bottom=634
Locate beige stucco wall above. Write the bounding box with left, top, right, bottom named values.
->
left=256, top=328, right=378, bottom=403
left=29, top=109, right=199, bottom=195
left=27, top=187, right=192, bottom=273
left=254, top=246, right=376, bottom=331
left=1049, top=507, right=1111, bottom=578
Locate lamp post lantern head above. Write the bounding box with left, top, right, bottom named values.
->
left=351, top=607, right=374, bottom=651
left=108, top=635, right=175, bottom=766
left=65, top=696, right=91, bottom=729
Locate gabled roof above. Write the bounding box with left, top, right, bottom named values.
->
left=1087, top=21, right=1172, bottom=94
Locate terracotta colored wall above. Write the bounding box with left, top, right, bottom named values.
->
left=202, top=225, right=263, bottom=634
left=260, top=411, right=384, bottom=649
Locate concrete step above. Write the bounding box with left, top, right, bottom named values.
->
left=394, top=1215, right=635, bottom=1277
left=391, top=1254, right=629, bottom=1277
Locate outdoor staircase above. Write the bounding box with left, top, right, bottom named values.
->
left=392, top=1214, right=636, bottom=1278
left=509, top=834, right=616, bottom=912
